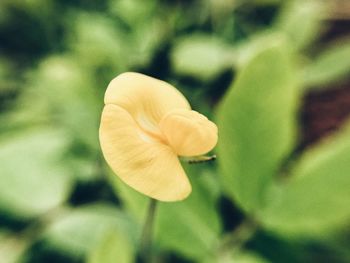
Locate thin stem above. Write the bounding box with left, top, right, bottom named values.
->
left=140, top=198, right=158, bottom=263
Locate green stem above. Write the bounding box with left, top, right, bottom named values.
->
left=140, top=198, right=158, bottom=263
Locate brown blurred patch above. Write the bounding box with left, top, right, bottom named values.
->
left=300, top=8, right=350, bottom=149
left=300, top=83, right=350, bottom=148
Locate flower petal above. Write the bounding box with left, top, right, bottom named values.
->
left=159, top=109, right=218, bottom=156
left=99, top=104, right=192, bottom=201
left=104, top=72, right=190, bottom=133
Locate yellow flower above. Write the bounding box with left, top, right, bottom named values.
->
left=99, top=72, right=218, bottom=201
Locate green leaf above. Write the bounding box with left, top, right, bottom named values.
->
left=0, top=129, right=72, bottom=219
left=303, top=39, right=350, bottom=89
left=129, top=19, right=167, bottom=68
left=68, top=13, right=128, bottom=72
left=44, top=204, right=137, bottom=259
left=24, top=55, right=101, bottom=150
left=108, top=163, right=221, bottom=261
left=107, top=169, right=148, bottom=224
left=234, top=32, right=285, bottom=68
left=155, top=164, right=221, bottom=261
left=274, top=0, right=326, bottom=51
left=87, top=227, right=134, bottom=263
left=109, top=0, right=156, bottom=27
left=261, top=122, right=350, bottom=236
left=171, top=34, right=233, bottom=81
left=216, top=39, right=299, bottom=212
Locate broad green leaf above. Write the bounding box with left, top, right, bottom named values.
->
left=68, top=13, right=128, bottom=72
left=129, top=18, right=167, bottom=68
left=274, top=0, right=326, bottom=51
left=83, top=5, right=163, bottom=69
left=24, top=56, right=101, bottom=150
left=87, top=227, right=134, bottom=263
left=44, top=204, right=137, bottom=259
left=155, top=164, right=221, bottom=261
left=261, top=122, right=350, bottom=236
left=234, top=32, right=285, bottom=68
left=217, top=40, right=299, bottom=212
left=107, top=168, right=148, bottom=223
left=171, top=34, right=233, bottom=81
left=109, top=0, right=156, bottom=27
left=108, top=163, right=221, bottom=261
left=0, top=129, right=72, bottom=219
left=303, top=39, right=350, bottom=89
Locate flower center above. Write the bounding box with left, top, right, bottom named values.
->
left=136, top=114, right=167, bottom=144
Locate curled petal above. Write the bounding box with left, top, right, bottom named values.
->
left=99, top=104, right=192, bottom=201
left=159, top=109, right=218, bottom=157
left=104, top=72, right=190, bottom=135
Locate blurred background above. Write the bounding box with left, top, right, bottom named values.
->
left=0, top=0, right=350, bottom=262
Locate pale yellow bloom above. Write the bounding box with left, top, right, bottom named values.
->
left=99, top=72, right=218, bottom=201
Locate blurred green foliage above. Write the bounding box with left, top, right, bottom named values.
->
left=1, top=0, right=350, bottom=263
left=217, top=39, right=299, bottom=212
